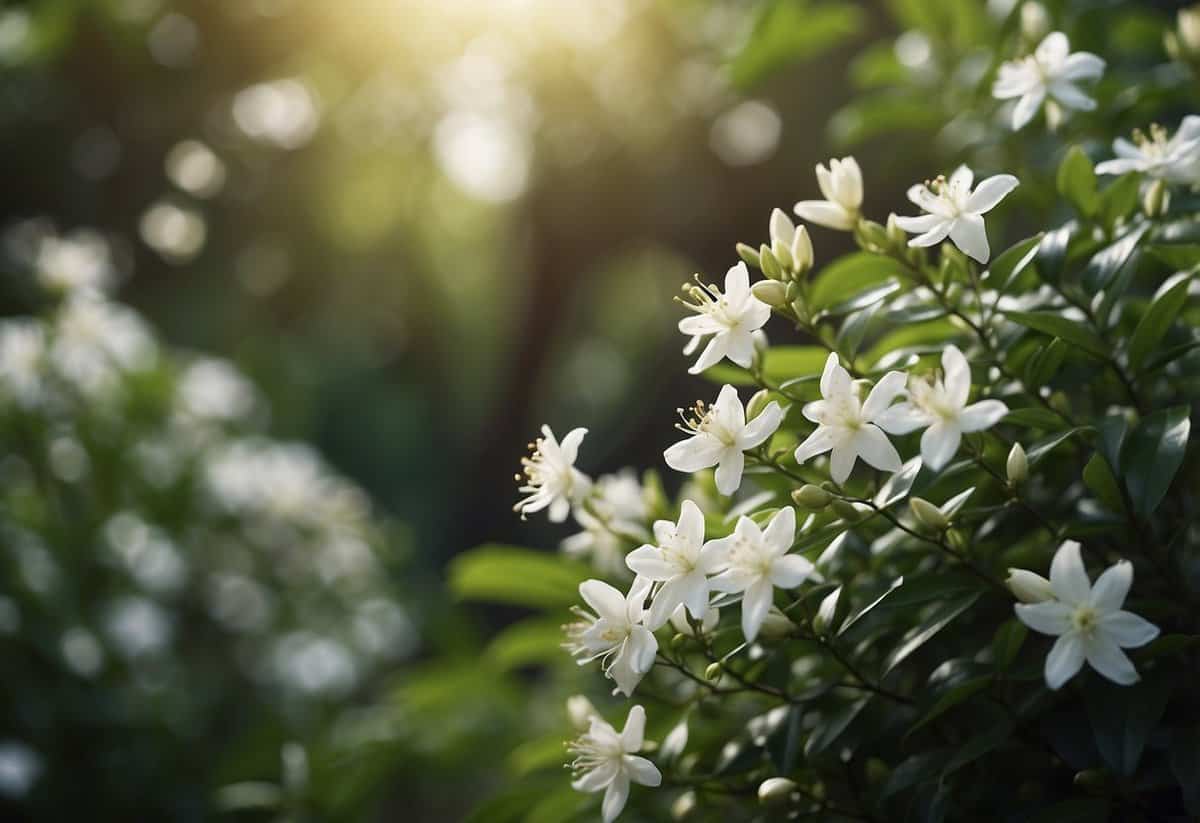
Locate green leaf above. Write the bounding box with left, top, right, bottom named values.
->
left=703, top=345, right=829, bottom=386
left=1023, top=337, right=1069, bottom=387
left=1123, top=406, right=1190, bottom=516
left=985, top=233, right=1042, bottom=292
left=1085, top=674, right=1172, bottom=777
left=1035, top=223, right=1075, bottom=283
left=907, top=676, right=992, bottom=736
left=809, top=252, right=909, bottom=311
left=486, top=618, right=565, bottom=670
left=1003, top=310, right=1107, bottom=358
left=1096, top=414, right=1128, bottom=474
left=822, top=279, right=902, bottom=317
left=874, top=456, right=922, bottom=508
left=1098, top=173, right=1141, bottom=229
left=836, top=300, right=882, bottom=359
left=837, top=576, right=904, bottom=636
left=1083, top=453, right=1124, bottom=513
left=1002, top=406, right=1065, bottom=430
left=728, top=0, right=864, bottom=90
left=1128, top=271, right=1192, bottom=371
left=882, top=592, right=981, bottom=675
left=449, top=545, right=592, bottom=608
left=804, top=695, right=870, bottom=757
left=1148, top=243, right=1200, bottom=271
left=1057, top=146, right=1098, bottom=217
left=1169, top=727, right=1200, bottom=814
left=1082, top=223, right=1149, bottom=292
left=991, top=619, right=1028, bottom=670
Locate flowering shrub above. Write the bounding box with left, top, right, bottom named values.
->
left=0, top=228, right=414, bottom=819
left=457, top=3, right=1200, bottom=820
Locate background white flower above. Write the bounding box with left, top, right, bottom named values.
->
left=625, top=499, right=725, bottom=630
left=1014, top=541, right=1159, bottom=689
left=768, top=208, right=813, bottom=272
left=875, top=345, right=1008, bottom=470
left=514, top=425, right=590, bottom=522
left=669, top=602, right=719, bottom=636
left=568, top=704, right=661, bottom=823
left=793, top=156, right=863, bottom=230
left=895, top=166, right=1018, bottom=263
left=564, top=578, right=657, bottom=697
left=707, top=507, right=812, bottom=642
left=664, top=384, right=784, bottom=495
left=678, top=262, right=771, bottom=374
left=794, top=354, right=906, bottom=485
left=993, top=31, right=1105, bottom=130
left=1096, top=117, right=1200, bottom=184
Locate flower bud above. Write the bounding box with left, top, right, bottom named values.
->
left=745, top=389, right=773, bottom=422
left=791, top=225, right=814, bottom=274
left=759, top=244, right=783, bottom=279
left=1006, top=442, right=1028, bottom=485
left=854, top=219, right=889, bottom=252
left=1006, top=568, right=1054, bottom=603
left=1177, top=6, right=1200, bottom=55
left=813, top=586, right=841, bottom=635
left=751, top=279, right=789, bottom=308
left=1143, top=177, right=1170, bottom=218
left=830, top=499, right=863, bottom=522
left=736, top=242, right=761, bottom=270
left=670, top=632, right=689, bottom=650
left=758, top=777, right=796, bottom=805
left=910, top=497, right=949, bottom=531
left=792, top=484, right=832, bottom=510
left=566, top=695, right=599, bottom=730
left=752, top=330, right=769, bottom=356
left=758, top=606, right=796, bottom=639
left=672, top=790, right=697, bottom=819
left=1020, top=2, right=1050, bottom=41
left=704, top=662, right=723, bottom=681
left=886, top=212, right=907, bottom=247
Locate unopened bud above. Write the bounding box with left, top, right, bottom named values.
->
left=752, top=330, right=769, bottom=356
left=792, top=225, right=814, bottom=274
left=1006, top=568, right=1054, bottom=603
left=736, top=242, right=761, bottom=270
left=672, top=790, right=697, bottom=819
left=751, top=279, right=789, bottom=308
left=771, top=237, right=795, bottom=272
left=854, top=219, right=889, bottom=252
left=566, top=695, right=599, bottom=730
left=746, top=389, right=773, bottom=421
left=758, top=606, right=796, bottom=639
left=886, top=212, right=907, bottom=246
left=830, top=499, right=863, bottom=522
left=759, top=244, right=783, bottom=279
left=758, top=777, right=796, bottom=805
left=792, top=484, right=832, bottom=510
left=1143, top=177, right=1170, bottom=217
left=910, top=497, right=949, bottom=531
left=670, top=632, right=689, bottom=650
left=1020, top=2, right=1050, bottom=41
left=704, top=662, right=723, bottom=681
left=1179, top=6, right=1200, bottom=53
left=813, top=586, right=841, bottom=634
left=1007, top=442, right=1028, bottom=485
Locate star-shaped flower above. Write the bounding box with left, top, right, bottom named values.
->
left=1096, top=117, right=1200, bottom=185
left=514, top=425, right=590, bottom=522
left=678, top=262, right=771, bottom=375
left=1013, top=541, right=1159, bottom=689
left=664, top=384, right=784, bottom=496
left=568, top=704, right=662, bottom=823
left=894, top=166, right=1019, bottom=263
left=793, top=156, right=863, bottom=231
left=564, top=578, right=657, bottom=697
left=875, top=345, right=1008, bottom=471
left=992, top=31, right=1105, bottom=131
left=794, top=354, right=906, bottom=485
left=625, top=499, right=725, bottom=630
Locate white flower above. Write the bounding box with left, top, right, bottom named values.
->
left=50, top=296, right=157, bottom=396
left=768, top=208, right=813, bottom=272
left=664, top=384, right=784, bottom=496
left=794, top=354, right=906, bottom=485
left=707, top=507, right=813, bottom=642
left=0, top=321, right=46, bottom=408
left=875, top=345, right=1008, bottom=471
left=514, top=425, right=591, bottom=522
left=1095, top=117, right=1200, bottom=184
left=564, top=578, right=657, bottom=697
left=992, top=31, right=1105, bottom=131
left=793, top=156, right=863, bottom=231
left=568, top=704, right=661, bottom=823
left=894, top=166, right=1019, bottom=263
left=1014, top=541, right=1160, bottom=690
left=625, top=500, right=725, bottom=630
left=678, top=263, right=771, bottom=374
left=36, top=232, right=114, bottom=295
left=1006, top=568, right=1054, bottom=603
left=561, top=471, right=649, bottom=576
left=669, top=602, right=719, bottom=636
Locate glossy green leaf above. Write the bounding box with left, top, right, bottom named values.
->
left=1083, top=452, right=1124, bottom=513
left=1024, top=337, right=1069, bottom=387
left=1082, top=223, right=1149, bottom=292
left=704, top=345, right=829, bottom=386
left=728, top=0, right=864, bottom=89
left=1098, top=173, right=1141, bottom=229
left=822, top=279, right=902, bottom=317
left=1085, top=674, right=1172, bottom=777
left=1169, top=727, right=1200, bottom=814
left=449, top=545, right=591, bottom=608
left=837, top=576, right=904, bottom=636
left=908, top=676, right=991, bottom=736
left=836, top=300, right=882, bottom=359
left=485, top=618, right=565, bottom=670
left=1148, top=243, right=1200, bottom=271
left=804, top=695, right=870, bottom=757
left=1003, top=310, right=1107, bottom=358
left=991, top=619, right=1027, bottom=670
left=1003, top=406, right=1066, bottom=429
left=810, top=252, right=910, bottom=310
left=986, top=233, right=1043, bottom=292
left=883, top=592, right=981, bottom=675
left=1128, top=271, right=1192, bottom=370
left=1057, top=146, right=1098, bottom=217
left=1123, top=406, right=1190, bottom=516
left=874, top=456, right=922, bottom=508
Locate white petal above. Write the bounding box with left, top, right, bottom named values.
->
left=550, top=496, right=572, bottom=523
left=645, top=578, right=685, bottom=630
left=992, top=63, right=1037, bottom=98
left=714, top=448, right=745, bottom=496
left=794, top=200, right=855, bottom=230
left=907, top=184, right=952, bottom=217
left=958, top=399, right=1008, bottom=432
left=1011, top=89, right=1045, bottom=130
left=1044, top=632, right=1085, bottom=690
left=1083, top=634, right=1139, bottom=685
left=1049, top=540, right=1091, bottom=605
left=689, top=335, right=729, bottom=374
left=1059, top=52, right=1105, bottom=81
left=712, top=384, right=745, bottom=432
left=949, top=213, right=991, bottom=263
left=769, top=208, right=795, bottom=246
left=1100, top=610, right=1159, bottom=649
left=1094, top=158, right=1141, bottom=177
left=741, top=577, right=774, bottom=642
left=680, top=572, right=711, bottom=620
left=949, top=165, right=974, bottom=192
left=1014, top=600, right=1072, bottom=635
left=940, top=344, right=970, bottom=409
left=625, top=547, right=675, bottom=582
left=893, top=213, right=945, bottom=234
left=1036, top=31, right=1070, bottom=66
left=762, top=506, right=796, bottom=555
left=829, top=442, right=857, bottom=484
left=815, top=163, right=837, bottom=202
left=698, top=535, right=732, bottom=574
left=627, top=626, right=658, bottom=674
left=770, top=554, right=814, bottom=588
left=709, top=567, right=757, bottom=594
left=573, top=760, right=617, bottom=792
left=664, top=434, right=724, bottom=473
left=908, top=219, right=954, bottom=248
left=819, top=352, right=850, bottom=398
left=853, top=425, right=902, bottom=473
left=677, top=499, right=706, bottom=548
left=833, top=156, right=863, bottom=207
left=724, top=329, right=757, bottom=368
left=623, top=755, right=662, bottom=787
left=918, top=419, right=960, bottom=468
left=724, top=262, right=751, bottom=303
left=966, top=175, right=1019, bottom=214
left=739, top=401, right=784, bottom=449
left=862, top=370, right=908, bottom=420
left=601, top=773, right=630, bottom=823
left=620, top=704, right=647, bottom=751
left=1088, top=560, right=1132, bottom=612
left=581, top=580, right=628, bottom=623
left=875, top=402, right=930, bottom=435
left=678, top=314, right=724, bottom=337
left=1048, top=81, right=1096, bottom=111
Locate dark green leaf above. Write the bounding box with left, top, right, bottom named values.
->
left=908, top=676, right=991, bottom=736
left=1003, top=406, right=1066, bottom=429
left=836, top=300, right=881, bottom=359
left=883, top=592, right=982, bottom=675
left=804, top=696, right=870, bottom=757
left=1085, top=674, right=1172, bottom=777
left=1098, top=173, right=1141, bottom=229
left=991, top=619, right=1027, bottom=670
left=1003, top=310, right=1107, bottom=357
left=1057, top=146, right=1098, bottom=217
left=874, top=456, right=922, bottom=508
left=1036, top=223, right=1075, bottom=283
left=1084, top=223, right=1148, bottom=293
left=838, top=576, right=904, bottom=636
left=1096, top=414, right=1128, bottom=474
left=1123, top=406, right=1190, bottom=516
left=728, top=0, right=864, bottom=89
left=449, top=545, right=591, bottom=608
left=1169, top=727, right=1200, bottom=814
left=1128, top=271, right=1192, bottom=370
left=1024, top=337, right=1069, bottom=387
left=1148, top=243, right=1200, bottom=271
left=810, top=252, right=909, bottom=310
left=986, top=233, right=1043, bottom=292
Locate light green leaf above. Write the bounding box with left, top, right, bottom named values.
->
left=703, top=345, right=828, bottom=386
left=985, top=233, right=1042, bottom=292
left=449, top=545, right=592, bottom=608
left=728, top=0, right=864, bottom=90
left=1003, top=310, right=1107, bottom=358
left=1057, top=146, right=1098, bottom=217
left=486, top=618, right=566, bottom=670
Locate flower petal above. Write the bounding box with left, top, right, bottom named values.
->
left=875, top=402, right=930, bottom=435
left=949, top=212, right=990, bottom=263
left=623, top=754, right=662, bottom=787
left=941, top=344, right=971, bottom=408
left=1094, top=158, right=1142, bottom=177
left=581, top=579, right=628, bottom=623
left=677, top=499, right=706, bottom=548
left=625, top=546, right=674, bottom=582
left=1049, top=540, right=1091, bottom=605
left=713, top=448, right=744, bottom=496
left=741, top=577, right=774, bottom=642
left=1048, top=80, right=1096, bottom=111
left=762, top=506, right=796, bottom=556
left=689, top=335, right=729, bottom=374
left=559, top=427, right=589, bottom=464
left=908, top=218, right=954, bottom=248
left=627, top=626, right=658, bottom=675
left=1059, top=51, right=1105, bottom=81
left=1083, top=634, right=1139, bottom=685
left=893, top=213, right=944, bottom=234
left=573, top=759, right=617, bottom=792
left=1088, top=560, right=1131, bottom=612
left=620, top=704, right=646, bottom=751
left=794, top=200, right=855, bottom=231
left=601, top=772, right=630, bottom=823
left=712, top=384, right=745, bottom=432
left=1015, top=600, right=1072, bottom=635
left=920, top=422, right=961, bottom=471
left=829, top=442, right=857, bottom=485
left=966, top=175, right=1019, bottom=214
left=854, top=425, right=902, bottom=473
left=1100, top=610, right=1159, bottom=649
left=949, top=165, right=974, bottom=192
left=664, top=434, right=724, bottom=473
left=1044, top=632, right=1085, bottom=690
left=862, top=370, right=909, bottom=420
left=1011, top=89, right=1044, bottom=130
left=739, top=402, right=784, bottom=449
left=1035, top=31, right=1070, bottom=66
left=958, top=399, right=1008, bottom=432
left=723, top=262, right=751, bottom=303
left=771, top=553, right=814, bottom=588
left=819, top=352, right=851, bottom=399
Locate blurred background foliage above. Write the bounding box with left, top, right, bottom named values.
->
left=0, top=0, right=1191, bottom=820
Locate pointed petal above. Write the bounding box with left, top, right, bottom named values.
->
left=834, top=156, right=863, bottom=207
left=862, top=370, right=909, bottom=420
left=950, top=213, right=990, bottom=263
left=601, top=773, right=630, bottom=823
left=769, top=208, right=795, bottom=246
left=689, top=335, right=729, bottom=374
left=625, top=547, right=675, bottom=582
left=1035, top=31, right=1070, bottom=66
left=1091, top=561, right=1133, bottom=617
left=1048, top=81, right=1096, bottom=111
left=678, top=314, right=724, bottom=336
left=920, top=422, right=961, bottom=471
left=949, top=165, right=974, bottom=192
left=677, top=499, right=706, bottom=547
left=620, top=704, right=646, bottom=751
left=550, top=496, right=571, bottom=522
left=1083, top=634, right=1139, bottom=685
left=681, top=573, right=711, bottom=619
left=966, top=175, right=1019, bottom=214
left=1094, top=158, right=1143, bottom=177
left=723, top=262, right=751, bottom=303
left=762, top=506, right=796, bottom=555
left=907, top=184, right=952, bottom=217
left=1049, top=540, right=1091, bottom=605
left=958, top=399, right=1008, bottom=432
left=714, top=449, right=744, bottom=496
left=1015, top=601, right=1072, bottom=635
left=623, top=755, right=662, bottom=787
left=1011, top=89, right=1044, bottom=130
left=712, top=384, right=745, bottom=432
left=724, top=329, right=757, bottom=369
left=627, top=626, right=658, bottom=674
left=573, top=760, right=618, bottom=793
left=581, top=580, right=628, bottom=622
left=1059, top=52, right=1105, bottom=81
left=770, top=553, right=814, bottom=588
left=740, top=578, right=774, bottom=642
left=875, top=402, right=930, bottom=435
left=664, top=434, right=724, bottom=473
left=893, top=213, right=945, bottom=234
left=1100, top=610, right=1159, bottom=648
left=819, top=352, right=850, bottom=398
left=854, top=425, right=902, bottom=473
left=829, top=442, right=857, bottom=484
left=794, top=200, right=855, bottom=230
left=739, top=402, right=784, bottom=449
left=941, top=344, right=971, bottom=408
left=908, top=219, right=954, bottom=248
left=1044, top=632, right=1086, bottom=690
